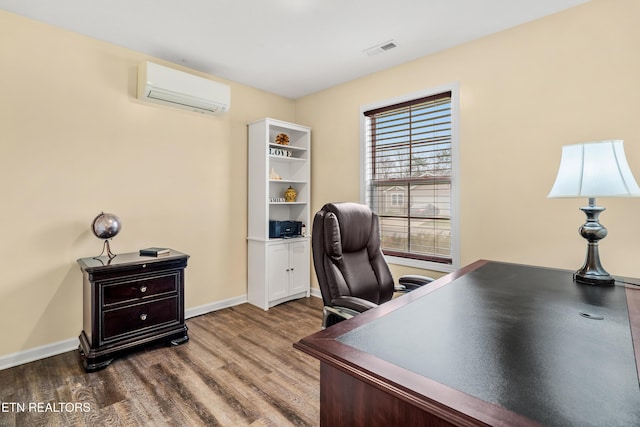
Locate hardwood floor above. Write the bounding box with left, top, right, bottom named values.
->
left=0, top=297, right=324, bottom=427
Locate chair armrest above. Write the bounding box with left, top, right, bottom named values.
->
left=322, top=306, right=359, bottom=329
left=331, top=296, right=379, bottom=313
left=398, top=274, right=435, bottom=291
left=323, top=297, right=378, bottom=329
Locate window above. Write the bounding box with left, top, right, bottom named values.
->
left=389, top=191, right=404, bottom=207
left=361, top=85, right=459, bottom=271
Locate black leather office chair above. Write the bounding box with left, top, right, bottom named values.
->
left=312, top=202, right=434, bottom=328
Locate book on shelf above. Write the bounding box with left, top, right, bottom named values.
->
left=139, top=247, right=171, bottom=257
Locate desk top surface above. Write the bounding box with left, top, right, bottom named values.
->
left=298, top=260, right=640, bottom=426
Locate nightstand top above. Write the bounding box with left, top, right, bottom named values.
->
left=77, top=249, right=189, bottom=272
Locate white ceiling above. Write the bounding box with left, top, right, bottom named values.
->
left=1, top=0, right=590, bottom=99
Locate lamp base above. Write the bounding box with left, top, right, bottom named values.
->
left=574, top=270, right=615, bottom=286
left=575, top=199, right=615, bottom=287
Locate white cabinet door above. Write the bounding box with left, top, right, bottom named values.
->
left=268, top=244, right=290, bottom=301
left=289, top=240, right=310, bottom=295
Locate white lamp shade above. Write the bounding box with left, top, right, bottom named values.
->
left=548, top=140, right=640, bottom=198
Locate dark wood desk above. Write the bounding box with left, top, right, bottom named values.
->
left=295, top=260, right=640, bottom=426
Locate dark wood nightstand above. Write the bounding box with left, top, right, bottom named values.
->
left=77, top=249, right=189, bottom=371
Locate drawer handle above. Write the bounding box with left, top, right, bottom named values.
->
left=140, top=313, right=147, bottom=321
left=140, top=286, right=147, bottom=293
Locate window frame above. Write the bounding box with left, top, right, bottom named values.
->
left=389, top=191, right=404, bottom=207
left=359, top=83, right=460, bottom=273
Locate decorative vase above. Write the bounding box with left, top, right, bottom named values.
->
left=284, top=186, right=297, bottom=202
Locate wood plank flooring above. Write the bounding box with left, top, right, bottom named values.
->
left=0, top=297, right=324, bottom=427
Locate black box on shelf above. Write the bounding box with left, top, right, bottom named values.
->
left=269, top=220, right=302, bottom=238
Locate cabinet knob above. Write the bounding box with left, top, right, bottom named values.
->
left=140, top=286, right=147, bottom=293
left=142, top=264, right=147, bottom=268
left=140, top=314, right=147, bottom=321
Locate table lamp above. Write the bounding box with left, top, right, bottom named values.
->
left=548, top=140, right=640, bottom=285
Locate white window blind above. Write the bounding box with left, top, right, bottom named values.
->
left=364, top=92, right=452, bottom=264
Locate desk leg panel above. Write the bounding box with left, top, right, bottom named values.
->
left=320, top=362, right=459, bottom=427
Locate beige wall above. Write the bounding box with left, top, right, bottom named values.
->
left=297, top=0, right=640, bottom=284
left=0, top=11, right=295, bottom=357
left=3, top=0, right=640, bottom=361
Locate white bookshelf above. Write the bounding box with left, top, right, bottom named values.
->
left=247, top=118, right=311, bottom=310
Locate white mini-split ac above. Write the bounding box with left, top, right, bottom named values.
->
left=137, top=61, right=230, bottom=115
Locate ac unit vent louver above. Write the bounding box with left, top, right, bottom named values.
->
left=137, top=61, right=230, bottom=115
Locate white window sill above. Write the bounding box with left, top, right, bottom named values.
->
left=385, top=255, right=457, bottom=274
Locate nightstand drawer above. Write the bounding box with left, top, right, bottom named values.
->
left=102, top=297, right=179, bottom=342
left=103, top=273, right=178, bottom=306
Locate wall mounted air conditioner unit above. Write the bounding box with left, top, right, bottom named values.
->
left=137, top=61, right=230, bottom=115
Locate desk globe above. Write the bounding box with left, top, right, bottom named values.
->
left=91, top=212, right=121, bottom=259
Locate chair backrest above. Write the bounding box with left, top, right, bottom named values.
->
left=312, top=202, right=394, bottom=307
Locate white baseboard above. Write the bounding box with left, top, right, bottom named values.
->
left=185, top=294, right=247, bottom=319
left=0, top=294, right=249, bottom=371
left=310, top=287, right=322, bottom=299
left=0, top=337, right=78, bottom=371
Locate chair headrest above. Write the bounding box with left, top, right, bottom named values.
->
left=321, top=202, right=374, bottom=254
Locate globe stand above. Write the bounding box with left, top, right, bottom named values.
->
left=91, top=212, right=121, bottom=261
left=94, top=239, right=117, bottom=260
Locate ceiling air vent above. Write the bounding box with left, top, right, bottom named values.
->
left=363, top=40, right=397, bottom=56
